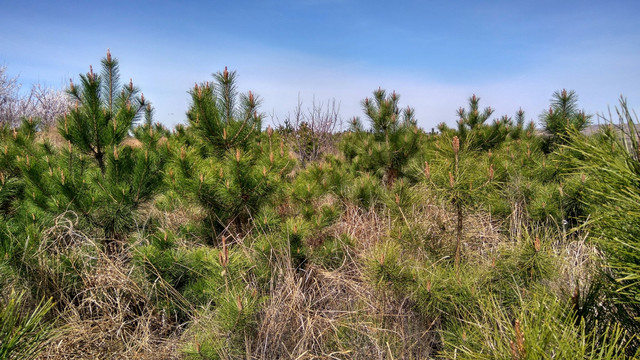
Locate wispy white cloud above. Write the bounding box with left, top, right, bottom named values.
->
left=2, top=1, right=639, bottom=131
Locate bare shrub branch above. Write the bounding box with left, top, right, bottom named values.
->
left=0, top=66, right=71, bottom=127
left=279, top=95, right=342, bottom=167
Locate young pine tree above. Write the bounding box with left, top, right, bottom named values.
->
left=36, top=50, right=165, bottom=254
left=540, top=89, right=591, bottom=152
left=175, top=68, right=290, bottom=239
left=60, top=49, right=147, bottom=173
left=342, top=88, right=422, bottom=185
left=424, top=134, right=495, bottom=273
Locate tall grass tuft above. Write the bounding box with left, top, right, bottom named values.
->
left=0, top=290, right=54, bottom=360
left=560, top=98, right=640, bottom=333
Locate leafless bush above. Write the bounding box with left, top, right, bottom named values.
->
left=0, top=66, right=70, bottom=127
left=279, top=96, right=342, bottom=167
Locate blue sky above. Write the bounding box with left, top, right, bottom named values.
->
left=2, top=0, right=639, bottom=129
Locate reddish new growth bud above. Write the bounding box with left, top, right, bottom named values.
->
left=223, top=66, right=229, bottom=79
left=199, top=173, right=204, bottom=183
left=534, top=236, right=541, bottom=252
left=236, top=148, right=241, bottom=162
left=106, top=48, right=111, bottom=62
left=471, top=94, right=477, bottom=102
left=69, top=78, right=74, bottom=91
left=248, top=91, right=254, bottom=104
left=561, top=89, right=567, bottom=98
left=391, top=90, right=397, bottom=100
left=379, top=253, right=385, bottom=266
left=262, top=166, right=267, bottom=177
left=88, top=65, right=94, bottom=80
left=364, top=98, right=369, bottom=106
left=129, top=78, right=134, bottom=91
left=269, top=151, right=274, bottom=164
left=424, top=161, right=431, bottom=180
left=488, top=150, right=492, bottom=158
left=391, top=114, right=397, bottom=123
left=0, top=172, right=4, bottom=185
left=581, top=173, right=586, bottom=184
left=141, top=93, right=145, bottom=103
left=218, top=236, right=229, bottom=267
left=395, top=194, right=400, bottom=205
left=12, top=128, right=17, bottom=140
left=113, top=147, right=119, bottom=160
left=236, top=295, right=243, bottom=312
left=452, top=136, right=460, bottom=154
left=549, top=107, right=553, bottom=115
left=267, top=125, right=273, bottom=137
left=180, top=147, right=186, bottom=160
left=489, top=164, right=494, bottom=181
left=449, top=171, right=455, bottom=188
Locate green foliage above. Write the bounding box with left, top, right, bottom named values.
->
left=347, top=172, right=383, bottom=209
left=423, top=133, right=495, bottom=270
left=540, top=89, right=591, bottom=152
left=452, top=94, right=528, bottom=151
left=60, top=49, right=148, bottom=173
left=560, top=98, right=640, bottom=322
left=411, top=263, right=480, bottom=325
left=310, top=234, right=354, bottom=270
left=341, top=88, right=422, bottom=184
left=0, top=290, right=54, bottom=360
left=489, top=231, right=557, bottom=304
left=6, top=51, right=168, bottom=253
left=4, top=53, right=640, bottom=359
left=176, top=68, right=291, bottom=237
left=443, top=289, right=636, bottom=359
left=365, top=239, right=413, bottom=293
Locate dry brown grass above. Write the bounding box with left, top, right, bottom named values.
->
left=254, top=259, right=437, bottom=359
left=121, top=137, right=143, bottom=149
left=248, top=202, right=441, bottom=359
left=37, top=126, right=67, bottom=149
left=34, top=212, right=184, bottom=360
